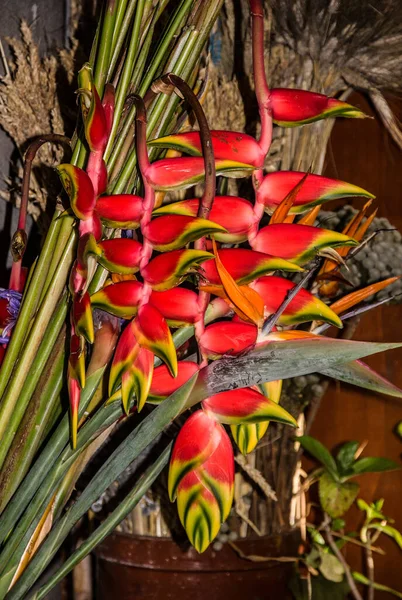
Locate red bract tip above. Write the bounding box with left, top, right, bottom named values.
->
left=259, top=171, right=374, bottom=214
left=145, top=157, right=254, bottom=191
left=153, top=196, right=255, bottom=243
left=91, top=280, right=144, bottom=318
left=149, top=130, right=266, bottom=168
left=269, top=88, right=367, bottom=126
left=148, top=361, right=199, bottom=402
left=149, top=287, right=200, bottom=326
left=201, top=248, right=302, bottom=286
left=200, top=321, right=257, bottom=358
left=95, top=194, right=143, bottom=229
left=252, top=223, right=358, bottom=265
left=56, top=164, right=96, bottom=221
left=142, top=249, right=213, bottom=291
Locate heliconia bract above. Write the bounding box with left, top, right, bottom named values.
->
left=141, top=249, right=214, bottom=290
left=145, top=157, right=254, bottom=191
left=56, top=164, right=96, bottom=221
left=144, top=215, right=227, bottom=251
left=259, top=171, right=374, bottom=214
left=252, top=276, right=343, bottom=327
left=148, top=361, right=200, bottom=402
left=95, top=194, right=143, bottom=229
left=153, top=196, right=256, bottom=243
left=202, top=248, right=302, bottom=286
left=251, top=223, right=358, bottom=265
left=200, top=321, right=258, bottom=358
left=202, top=387, right=296, bottom=426
left=91, top=280, right=144, bottom=318
left=148, top=130, right=266, bottom=167
left=168, top=410, right=234, bottom=553
left=269, top=88, right=367, bottom=126
left=231, top=380, right=283, bottom=454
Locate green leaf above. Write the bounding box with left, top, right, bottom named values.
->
left=356, top=498, right=387, bottom=521
left=353, top=572, right=402, bottom=598
left=289, top=570, right=350, bottom=600
left=397, top=421, right=402, bottom=439
left=331, top=519, right=346, bottom=532
left=349, top=457, right=400, bottom=477
left=336, top=441, right=359, bottom=475
left=319, top=552, right=344, bottom=583
left=367, top=523, right=402, bottom=550
left=297, top=436, right=339, bottom=479
left=319, top=360, right=402, bottom=399
left=307, top=526, right=326, bottom=547
left=319, top=472, right=359, bottom=518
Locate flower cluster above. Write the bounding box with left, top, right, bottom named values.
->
left=56, top=0, right=380, bottom=552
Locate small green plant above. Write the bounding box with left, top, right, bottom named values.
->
left=290, top=436, right=402, bottom=600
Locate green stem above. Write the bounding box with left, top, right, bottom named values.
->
left=94, top=0, right=118, bottom=95
left=0, top=333, right=65, bottom=513
left=0, top=229, right=76, bottom=470
left=0, top=294, right=69, bottom=473
left=35, top=444, right=171, bottom=599
left=0, top=215, right=68, bottom=398
left=103, top=0, right=146, bottom=161
left=107, top=0, right=138, bottom=81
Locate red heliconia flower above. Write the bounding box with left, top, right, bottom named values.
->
left=259, top=171, right=374, bottom=214
left=95, top=194, right=143, bottom=229
left=72, top=291, right=94, bottom=344
left=109, top=319, right=140, bottom=396
left=201, top=248, right=302, bottom=286
left=77, top=63, right=109, bottom=153
left=251, top=223, right=358, bottom=265
left=200, top=321, right=257, bottom=358
left=141, top=249, right=213, bottom=291
left=231, top=380, right=283, bottom=454
left=148, top=361, right=199, bottom=402
left=268, top=88, right=367, bottom=127
left=68, top=332, right=86, bottom=448
left=94, top=238, right=143, bottom=274
left=148, top=130, right=266, bottom=168
left=252, top=276, right=342, bottom=327
left=91, top=280, right=144, bottom=318
left=144, top=156, right=254, bottom=191
left=149, top=288, right=200, bottom=326
left=153, top=196, right=256, bottom=243
left=168, top=410, right=234, bottom=553
left=56, top=164, right=96, bottom=221
left=132, top=304, right=178, bottom=378
left=144, top=215, right=227, bottom=251
left=120, top=347, right=154, bottom=414
left=202, top=387, right=296, bottom=426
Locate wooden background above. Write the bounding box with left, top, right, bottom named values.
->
left=306, top=91, right=402, bottom=596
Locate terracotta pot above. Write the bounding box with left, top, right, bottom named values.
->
left=95, top=529, right=300, bottom=600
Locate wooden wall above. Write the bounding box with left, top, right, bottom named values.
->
left=307, top=92, right=402, bottom=596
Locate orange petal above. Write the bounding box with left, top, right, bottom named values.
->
left=330, top=277, right=400, bottom=315
left=269, top=171, right=309, bottom=225
left=212, top=240, right=264, bottom=326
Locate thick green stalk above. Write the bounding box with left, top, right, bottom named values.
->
left=0, top=364, right=110, bottom=545
left=103, top=0, right=146, bottom=161
left=0, top=294, right=69, bottom=472
left=111, top=28, right=199, bottom=192
left=106, top=0, right=138, bottom=81
left=0, top=215, right=67, bottom=398
left=0, top=334, right=65, bottom=513
left=93, top=0, right=118, bottom=95
left=0, top=402, right=122, bottom=591
left=0, top=229, right=76, bottom=469
left=34, top=444, right=172, bottom=599
left=106, top=4, right=195, bottom=176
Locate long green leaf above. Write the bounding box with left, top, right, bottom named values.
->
left=297, top=435, right=339, bottom=478
left=350, top=457, right=400, bottom=477
left=34, top=444, right=172, bottom=600
left=353, top=572, right=402, bottom=598
left=320, top=360, right=402, bottom=399
left=6, top=336, right=401, bottom=598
